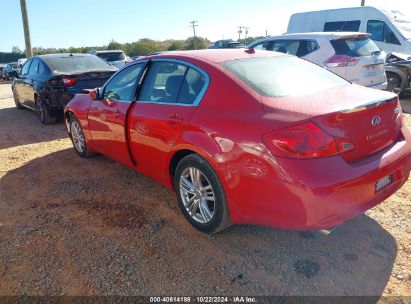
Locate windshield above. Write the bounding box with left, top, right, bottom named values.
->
left=392, top=19, right=411, bottom=40
left=220, top=56, right=349, bottom=98
left=97, top=52, right=126, bottom=62
left=44, top=56, right=115, bottom=74
left=331, top=38, right=381, bottom=57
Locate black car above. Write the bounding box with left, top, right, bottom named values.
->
left=208, top=39, right=244, bottom=49
left=12, top=53, right=117, bottom=124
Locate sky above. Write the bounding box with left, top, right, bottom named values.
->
left=0, top=0, right=409, bottom=52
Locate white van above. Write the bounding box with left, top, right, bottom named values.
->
left=287, top=6, right=411, bottom=54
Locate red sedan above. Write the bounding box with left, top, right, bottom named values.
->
left=65, top=49, right=411, bottom=234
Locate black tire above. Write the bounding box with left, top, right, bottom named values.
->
left=69, top=115, right=93, bottom=158
left=174, top=154, right=232, bottom=234
left=12, top=87, right=23, bottom=110
left=35, top=95, right=56, bottom=124
left=386, top=71, right=406, bottom=97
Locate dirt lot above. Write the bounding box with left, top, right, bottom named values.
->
left=0, top=83, right=410, bottom=297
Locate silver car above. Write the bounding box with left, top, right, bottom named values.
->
left=89, top=50, right=129, bottom=69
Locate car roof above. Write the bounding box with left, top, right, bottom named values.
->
left=93, top=50, right=124, bottom=54
left=143, top=49, right=287, bottom=64
left=259, top=32, right=370, bottom=40
left=37, top=53, right=95, bottom=59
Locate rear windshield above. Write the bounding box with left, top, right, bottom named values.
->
left=44, top=56, right=115, bottom=74
left=97, top=52, right=126, bottom=62
left=330, top=38, right=380, bottom=57
left=219, top=56, right=349, bottom=98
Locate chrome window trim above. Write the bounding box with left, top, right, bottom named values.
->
left=137, top=58, right=210, bottom=107
left=340, top=97, right=396, bottom=113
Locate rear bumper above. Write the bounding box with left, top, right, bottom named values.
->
left=228, top=127, right=411, bottom=230
left=368, top=81, right=388, bottom=90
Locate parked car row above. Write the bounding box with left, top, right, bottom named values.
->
left=1, top=62, right=18, bottom=80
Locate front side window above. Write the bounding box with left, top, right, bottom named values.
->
left=21, top=60, right=32, bottom=76
left=103, top=63, right=145, bottom=101
left=324, top=21, right=361, bottom=32
left=140, top=61, right=207, bottom=105
left=367, top=20, right=401, bottom=45
left=220, top=56, right=349, bottom=98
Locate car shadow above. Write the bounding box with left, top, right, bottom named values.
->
left=0, top=149, right=397, bottom=297
left=0, top=106, right=67, bottom=150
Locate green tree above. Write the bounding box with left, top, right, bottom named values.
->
left=184, top=37, right=209, bottom=50
left=11, top=46, right=22, bottom=54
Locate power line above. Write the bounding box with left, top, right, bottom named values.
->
left=189, top=20, right=199, bottom=50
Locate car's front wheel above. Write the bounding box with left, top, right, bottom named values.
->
left=12, top=87, right=23, bottom=110
left=174, top=154, right=232, bottom=234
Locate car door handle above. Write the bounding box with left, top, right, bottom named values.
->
left=114, top=110, right=122, bottom=118
left=168, top=113, right=183, bottom=123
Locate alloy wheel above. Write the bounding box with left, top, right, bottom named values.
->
left=179, top=167, right=216, bottom=224
left=71, top=120, right=85, bottom=153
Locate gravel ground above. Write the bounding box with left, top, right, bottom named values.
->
left=0, top=83, right=410, bottom=296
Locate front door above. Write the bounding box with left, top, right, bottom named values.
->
left=88, top=62, right=147, bottom=165
left=128, top=60, right=208, bottom=182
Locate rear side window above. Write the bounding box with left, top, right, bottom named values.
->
left=44, top=56, right=114, bottom=74
left=330, top=38, right=381, bottom=57
left=140, top=61, right=207, bottom=105
left=220, top=56, right=349, bottom=98
left=367, top=20, right=401, bottom=45
left=271, top=40, right=318, bottom=57
left=324, top=21, right=361, bottom=32
left=252, top=41, right=272, bottom=50
left=28, top=59, right=39, bottom=75
left=272, top=40, right=299, bottom=55
left=97, top=52, right=126, bottom=62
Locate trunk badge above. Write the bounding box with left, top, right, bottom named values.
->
left=371, top=116, right=381, bottom=126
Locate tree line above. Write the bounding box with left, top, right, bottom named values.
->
left=2, top=36, right=264, bottom=63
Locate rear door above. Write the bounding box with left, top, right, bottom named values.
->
left=88, top=62, right=147, bottom=165
left=128, top=59, right=208, bottom=182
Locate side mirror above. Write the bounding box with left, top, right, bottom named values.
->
left=89, top=88, right=99, bottom=100
left=9, top=71, right=19, bottom=78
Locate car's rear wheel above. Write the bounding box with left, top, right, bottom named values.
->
left=69, top=116, right=92, bottom=158
left=174, top=154, right=231, bottom=234
left=12, top=87, right=23, bottom=110
left=35, top=96, right=56, bottom=124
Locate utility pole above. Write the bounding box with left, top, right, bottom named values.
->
left=243, top=26, right=249, bottom=46
left=361, top=0, right=365, bottom=6
left=237, top=26, right=243, bottom=41
left=20, top=0, right=32, bottom=58
left=189, top=20, right=198, bottom=50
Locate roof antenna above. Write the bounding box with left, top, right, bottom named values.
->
left=245, top=47, right=255, bottom=54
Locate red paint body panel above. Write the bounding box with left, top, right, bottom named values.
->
left=65, top=50, right=411, bottom=231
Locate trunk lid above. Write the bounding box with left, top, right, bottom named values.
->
left=261, top=85, right=402, bottom=163
left=57, top=70, right=115, bottom=94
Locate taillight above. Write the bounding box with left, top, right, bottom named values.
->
left=324, top=55, right=359, bottom=68
left=263, top=123, right=354, bottom=159
left=62, top=78, right=77, bottom=86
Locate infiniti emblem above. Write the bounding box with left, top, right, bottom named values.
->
left=371, top=115, right=381, bottom=126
